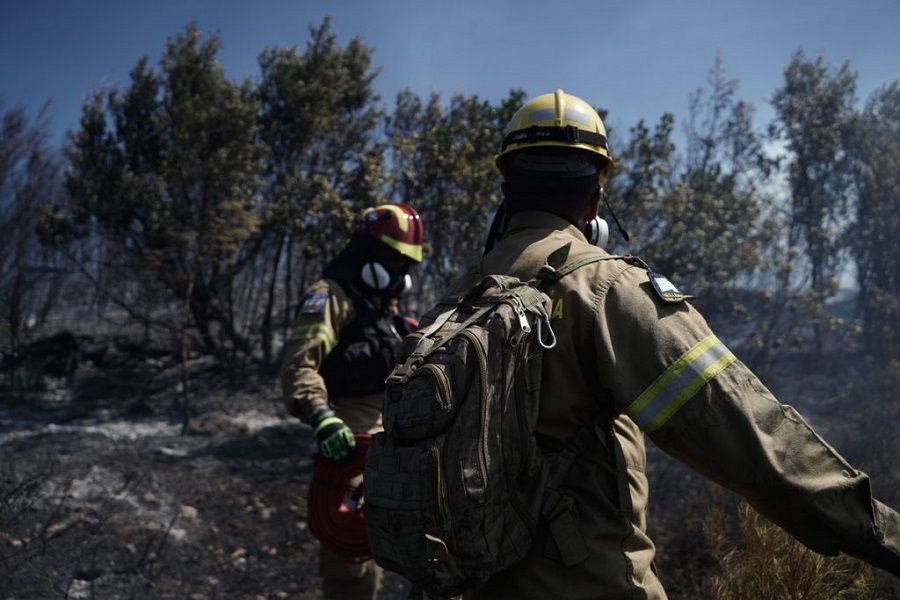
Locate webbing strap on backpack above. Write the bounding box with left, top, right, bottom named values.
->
left=393, top=274, right=550, bottom=378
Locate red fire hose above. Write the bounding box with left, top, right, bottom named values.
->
left=306, top=433, right=372, bottom=563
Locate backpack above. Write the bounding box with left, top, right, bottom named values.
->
left=363, top=244, right=610, bottom=598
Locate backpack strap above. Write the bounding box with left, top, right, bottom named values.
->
left=531, top=242, right=629, bottom=289
left=397, top=275, right=549, bottom=371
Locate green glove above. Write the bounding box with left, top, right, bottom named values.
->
left=313, top=412, right=356, bottom=461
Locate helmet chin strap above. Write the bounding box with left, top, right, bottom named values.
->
left=483, top=202, right=510, bottom=256
left=601, top=188, right=630, bottom=243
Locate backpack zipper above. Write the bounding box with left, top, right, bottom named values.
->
left=460, top=327, right=489, bottom=499
left=429, top=437, right=449, bottom=531
left=418, top=363, right=453, bottom=412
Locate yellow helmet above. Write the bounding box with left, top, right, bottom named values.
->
left=495, top=89, right=614, bottom=178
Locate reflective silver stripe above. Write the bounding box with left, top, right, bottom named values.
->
left=626, top=335, right=736, bottom=433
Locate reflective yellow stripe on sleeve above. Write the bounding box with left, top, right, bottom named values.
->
left=289, top=323, right=338, bottom=354
left=625, top=334, right=735, bottom=433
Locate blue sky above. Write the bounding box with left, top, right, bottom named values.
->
left=2, top=1, right=898, bottom=149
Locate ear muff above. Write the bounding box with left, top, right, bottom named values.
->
left=585, top=217, right=609, bottom=248
left=361, top=262, right=391, bottom=290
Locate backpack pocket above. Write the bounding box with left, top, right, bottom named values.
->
left=364, top=434, right=451, bottom=572
left=385, top=336, right=478, bottom=441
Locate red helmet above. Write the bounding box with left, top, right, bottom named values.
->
left=354, top=203, right=424, bottom=263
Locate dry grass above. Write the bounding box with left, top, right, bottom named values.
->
left=704, top=502, right=877, bottom=600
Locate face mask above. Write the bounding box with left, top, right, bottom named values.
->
left=360, top=262, right=392, bottom=290
left=360, top=263, right=413, bottom=296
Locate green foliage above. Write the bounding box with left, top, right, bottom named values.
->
left=610, top=114, right=676, bottom=247
left=257, top=17, right=385, bottom=257
left=770, top=51, right=857, bottom=301
left=0, top=102, right=66, bottom=377
left=614, top=56, right=781, bottom=336
left=254, top=17, right=386, bottom=361
left=26, top=18, right=899, bottom=372
left=385, top=89, right=523, bottom=313
left=849, top=83, right=900, bottom=361
left=53, top=24, right=267, bottom=362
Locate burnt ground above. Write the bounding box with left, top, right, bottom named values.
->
left=1, top=333, right=898, bottom=599
left=0, top=339, right=412, bottom=599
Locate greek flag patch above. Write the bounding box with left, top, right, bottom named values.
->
left=301, top=291, right=329, bottom=315
left=649, top=272, right=692, bottom=303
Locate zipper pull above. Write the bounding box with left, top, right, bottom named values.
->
left=514, top=301, right=532, bottom=333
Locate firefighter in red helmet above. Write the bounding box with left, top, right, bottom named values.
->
left=282, top=202, right=424, bottom=600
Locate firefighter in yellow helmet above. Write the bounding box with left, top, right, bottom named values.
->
left=445, top=90, right=900, bottom=598
left=282, top=203, right=424, bottom=600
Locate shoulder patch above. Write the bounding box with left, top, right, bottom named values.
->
left=301, top=290, right=330, bottom=314
left=649, top=272, right=692, bottom=303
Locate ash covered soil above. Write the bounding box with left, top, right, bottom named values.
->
left=2, top=333, right=897, bottom=599
left=0, top=338, right=411, bottom=599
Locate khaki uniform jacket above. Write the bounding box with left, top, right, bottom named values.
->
left=455, top=211, right=900, bottom=599
left=281, top=278, right=383, bottom=433
left=282, top=279, right=387, bottom=599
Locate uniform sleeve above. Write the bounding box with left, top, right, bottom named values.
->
left=280, top=279, right=355, bottom=423
left=596, top=266, right=900, bottom=578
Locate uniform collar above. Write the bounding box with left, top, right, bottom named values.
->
left=505, top=210, right=589, bottom=244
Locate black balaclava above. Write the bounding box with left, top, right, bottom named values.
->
left=324, top=236, right=413, bottom=302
